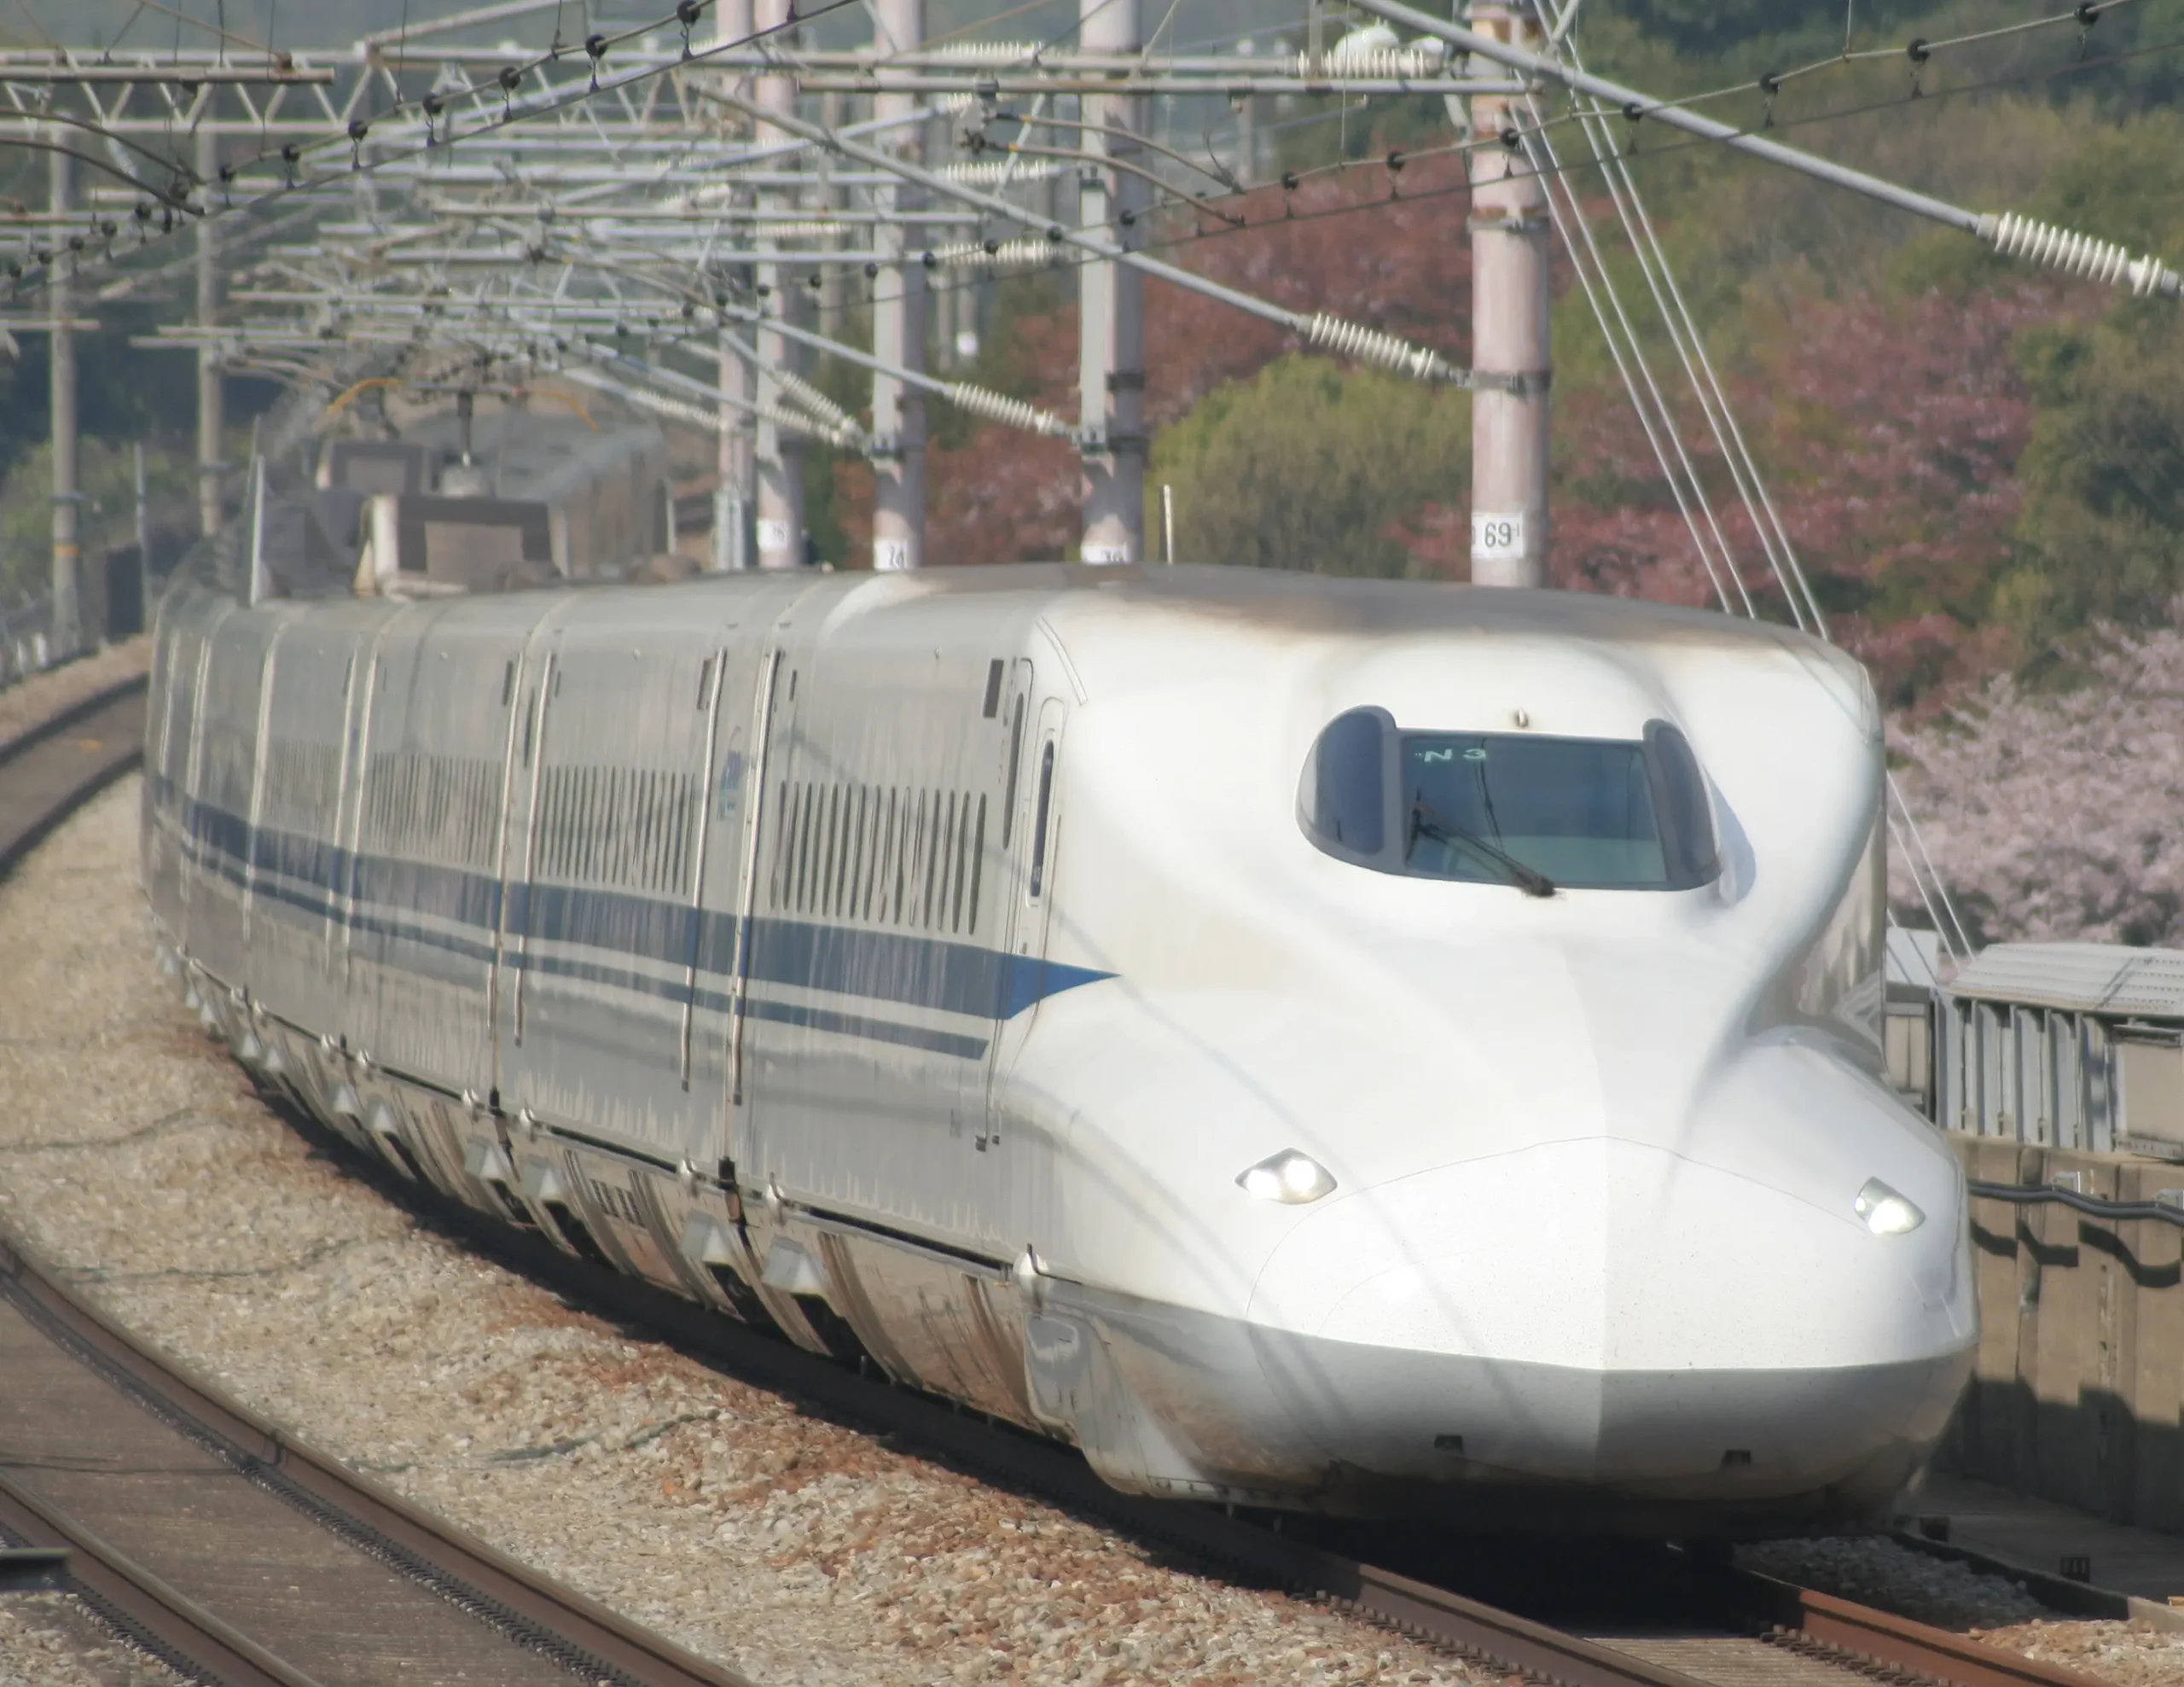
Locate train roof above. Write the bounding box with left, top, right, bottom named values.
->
left=823, top=562, right=1848, bottom=664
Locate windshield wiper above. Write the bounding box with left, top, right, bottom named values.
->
left=1409, top=798, right=1556, bottom=898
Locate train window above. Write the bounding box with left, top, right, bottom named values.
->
left=849, top=793, right=864, bottom=920
left=951, top=793, right=972, bottom=932
left=565, top=767, right=583, bottom=880
left=862, top=791, right=880, bottom=922
left=792, top=783, right=808, bottom=910
left=1001, top=695, right=1025, bottom=847
left=909, top=790, right=929, bottom=927
left=590, top=769, right=607, bottom=882
left=848, top=788, right=867, bottom=920
left=770, top=781, right=792, bottom=905
left=829, top=786, right=845, bottom=916
left=595, top=768, right=611, bottom=881
left=597, top=768, right=615, bottom=881
left=596, top=768, right=613, bottom=881
left=923, top=790, right=944, bottom=928
left=572, top=767, right=590, bottom=879
left=782, top=784, right=800, bottom=910
left=1296, top=710, right=1718, bottom=892
left=943, top=795, right=961, bottom=930
left=1028, top=742, right=1055, bottom=900
left=1645, top=721, right=1719, bottom=886
left=1300, top=707, right=1390, bottom=861
left=860, top=791, right=878, bottom=922
left=967, top=795, right=986, bottom=934
left=840, top=787, right=861, bottom=916
left=983, top=660, right=1004, bottom=718
left=798, top=784, right=817, bottom=912
left=891, top=789, right=908, bottom=924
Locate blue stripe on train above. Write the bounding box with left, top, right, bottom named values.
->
left=154, top=781, right=1111, bottom=1039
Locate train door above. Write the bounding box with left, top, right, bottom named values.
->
left=494, top=593, right=588, bottom=1073
left=986, top=693, right=1068, bottom=1085
left=716, top=642, right=784, bottom=1177
left=985, top=666, right=1072, bottom=1249
left=148, top=593, right=231, bottom=955
left=246, top=609, right=362, bottom=1039
left=186, top=608, right=280, bottom=994
left=500, top=615, right=718, bottom=1159
left=675, top=570, right=822, bottom=1161
left=729, top=624, right=811, bottom=1201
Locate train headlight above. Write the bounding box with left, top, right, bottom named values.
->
left=1238, top=1150, right=1336, bottom=1205
left=1855, top=1178, right=1925, bottom=1236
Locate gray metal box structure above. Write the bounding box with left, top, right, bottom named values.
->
left=1931, top=942, right=2184, bottom=1161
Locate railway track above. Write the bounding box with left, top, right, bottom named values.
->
left=0, top=676, right=147, bottom=875
left=0, top=1225, right=758, bottom=1686
left=0, top=671, right=2118, bottom=1687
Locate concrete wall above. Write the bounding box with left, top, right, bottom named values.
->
left=1944, top=1136, right=2184, bottom=1532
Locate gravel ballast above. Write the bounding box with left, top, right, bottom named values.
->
left=1741, top=1522, right=2180, bottom=1684
left=0, top=1592, right=189, bottom=1687
left=0, top=639, right=150, bottom=759
left=0, top=780, right=1484, bottom=1687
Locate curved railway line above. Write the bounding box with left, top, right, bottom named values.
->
left=0, top=667, right=2119, bottom=1687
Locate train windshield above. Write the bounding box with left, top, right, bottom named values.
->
left=1299, top=707, right=1718, bottom=891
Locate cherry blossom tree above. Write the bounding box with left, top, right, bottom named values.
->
left=1889, top=615, right=2184, bottom=948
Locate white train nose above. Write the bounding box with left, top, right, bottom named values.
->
left=1245, top=1139, right=1973, bottom=1492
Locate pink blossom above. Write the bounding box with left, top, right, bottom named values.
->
left=1890, top=617, right=2184, bottom=947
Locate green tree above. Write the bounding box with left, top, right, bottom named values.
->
left=2009, top=306, right=2184, bottom=637
left=1151, top=355, right=1470, bottom=578
left=1999, top=113, right=2184, bottom=643
left=0, top=438, right=191, bottom=607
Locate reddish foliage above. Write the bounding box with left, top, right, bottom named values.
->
left=920, top=165, right=2066, bottom=707
left=926, top=154, right=1475, bottom=563
left=1892, top=616, right=2184, bottom=946
left=1545, top=286, right=2066, bottom=701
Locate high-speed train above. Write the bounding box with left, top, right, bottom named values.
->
left=141, top=561, right=1976, bottom=1536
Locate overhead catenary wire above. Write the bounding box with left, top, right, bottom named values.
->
left=1531, top=28, right=1822, bottom=630
left=706, top=82, right=1490, bottom=393
left=1517, top=112, right=1750, bottom=620
left=16, top=6, right=2184, bottom=308
left=1519, top=0, right=1973, bottom=953
left=1350, top=0, right=2184, bottom=300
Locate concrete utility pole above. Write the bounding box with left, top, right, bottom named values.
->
left=817, top=90, right=847, bottom=339
left=1077, top=0, right=1147, bottom=565
left=1463, top=0, right=1550, bottom=588
left=48, top=134, right=79, bottom=657
left=712, top=0, right=756, bottom=570
left=870, top=0, right=927, bottom=572
left=926, top=108, right=960, bottom=372
left=195, top=125, right=226, bottom=539
left=752, top=0, right=805, bottom=571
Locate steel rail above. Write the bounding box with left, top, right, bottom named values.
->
left=1729, top=1571, right=2117, bottom=1687
left=0, top=1471, right=324, bottom=1687
left=0, top=1228, right=758, bottom=1687
left=0, top=677, right=146, bottom=875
